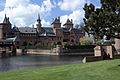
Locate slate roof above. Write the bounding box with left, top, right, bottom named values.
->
left=7, top=27, right=19, bottom=38
left=63, top=19, right=73, bottom=26
left=62, top=28, right=70, bottom=33
left=70, top=28, right=82, bottom=33
left=17, top=27, right=55, bottom=36
left=12, top=27, right=19, bottom=32
left=11, top=26, right=81, bottom=37
left=44, top=27, right=54, bottom=34
left=39, top=27, right=55, bottom=36
left=62, top=28, right=81, bottom=33
left=18, top=27, right=37, bottom=33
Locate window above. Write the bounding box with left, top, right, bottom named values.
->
left=16, top=41, right=19, bottom=44
left=52, top=38, right=53, bottom=40
left=17, top=46, right=19, bottom=49
left=57, top=42, right=61, bottom=45
left=3, top=33, right=6, bottom=37
left=71, top=40, right=74, bottom=43
left=59, top=37, right=61, bottom=40
left=57, top=37, right=59, bottom=40
left=42, top=43, right=44, bottom=46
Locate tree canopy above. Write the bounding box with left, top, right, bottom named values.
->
left=83, top=0, right=120, bottom=44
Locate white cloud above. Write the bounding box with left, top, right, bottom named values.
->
left=41, top=0, right=55, bottom=12
left=0, top=0, right=54, bottom=27
left=58, top=0, right=86, bottom=11
left=61, top=10, right=84, bottom=26
left=5, top=0, right=30, bottom=8
left=41, top=19, right=51, bottom=27
left=58, top=0, right=87, bottom=26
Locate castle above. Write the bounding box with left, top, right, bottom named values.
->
left=0, top=14, right=84, bottom=49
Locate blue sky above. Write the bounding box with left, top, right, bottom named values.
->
left=0, top=0, right=101, bottom=27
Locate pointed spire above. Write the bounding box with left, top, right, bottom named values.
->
left=36, top=13, right=42, bottom=32
left=37, top=13, right=41, bottom=24
left=3, top=14, right=11, bottom=25
left=66, top=18, right=71, bottom=23
left=5, top=14, right=7, bottom=18
left=3, top=14, right=8, bottom=23
left=38, top=13, right=40, bottom=19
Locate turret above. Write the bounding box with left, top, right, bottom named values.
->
left=52, top=16, right=61, bottom=29
left=36, top=14, right=42, bottom=32
left=0, top=14, right=12, bottom=40
left=52, top=17, right=63, bottom=44
left=63, top=19, right=73, bottom=29
left=3, top=14, right=12, bottom=28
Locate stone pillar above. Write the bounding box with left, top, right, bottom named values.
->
left=114, top=38, right=120, bottom=54
left=94, top=46, right=102, bottom=56
left=94, top=45, right=114, bottom=59
left=106, top=46, right=114, bottom=58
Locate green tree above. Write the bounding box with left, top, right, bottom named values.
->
left=83, top=0, right=120, bottom=44
left=80, top=36, right=94, bottom=45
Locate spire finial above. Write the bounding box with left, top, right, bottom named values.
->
left=37, top=13, right=41, bottom=23
left=5, top=13, right=7, bottom=18
left=3, top=13, right=8, bottom=23
left=38, top=13, right=40, bottom=19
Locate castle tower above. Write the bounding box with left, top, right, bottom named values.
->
left=52, top=16, right=61, bottom=29
left=52, top=17, right=63, bottom=45
left=3, top=14, right=11, bottom=28
left=0, top=14, right=12, bottom=40
left=63, top=19, right=73, bottom=29
left=36, top=14, right=42, bottom=33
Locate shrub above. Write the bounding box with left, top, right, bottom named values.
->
left=64, top=45, right=95, bottom=49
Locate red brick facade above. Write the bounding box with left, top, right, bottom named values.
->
left=0, top=15, right=85, bottom=49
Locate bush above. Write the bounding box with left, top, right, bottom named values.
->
left=64, top=45, right=95, bottom=49
left=80, top=36, right=94, bottom=45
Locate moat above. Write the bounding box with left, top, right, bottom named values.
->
left=0, top=55, right=83, bottom=72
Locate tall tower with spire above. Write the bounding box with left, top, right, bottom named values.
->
left=0, top=14, right=12, bottom=40
left=52, top=16, right=61, bottom=29
left=36, top=14, right=42, bottom=33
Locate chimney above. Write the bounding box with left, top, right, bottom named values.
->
left=58, top=16, right=60, bottom=20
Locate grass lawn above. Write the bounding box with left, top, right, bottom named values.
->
left=0, top=59, right=120, bottom=80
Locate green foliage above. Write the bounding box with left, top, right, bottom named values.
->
left=83, top=0, right=120, bottom=44
left=0, top=59, right=120, bottom=80
left=80, top=36, right=94, bottom=45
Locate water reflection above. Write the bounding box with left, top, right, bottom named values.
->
left=0, top=55, right=83, bottom=72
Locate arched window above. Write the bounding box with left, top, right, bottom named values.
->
left=57, top=42, right=62, bottom=45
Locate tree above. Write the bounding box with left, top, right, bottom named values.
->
left=83, top=0, right=120, bottom=44
left=80, top=36, right=94, bottom=45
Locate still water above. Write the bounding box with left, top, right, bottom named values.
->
left=0, top=55, right=83, bottom=72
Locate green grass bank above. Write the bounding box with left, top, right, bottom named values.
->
left=0, top=59, right=120, bottom=80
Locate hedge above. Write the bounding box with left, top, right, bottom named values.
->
left=64, top=45, right=96, bottom=49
